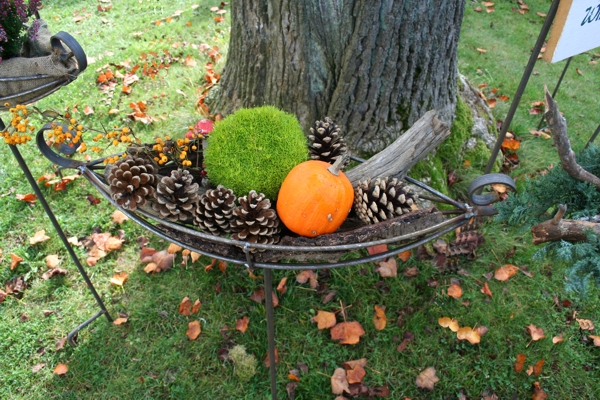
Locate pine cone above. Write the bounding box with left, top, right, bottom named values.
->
left=194, top=185, right=236, bottom=236
left=354, top=177, right=419, bottom=224
left=231, top=190, right=280, bottom=249
left=309, top=117, right=349, bottom=167
left=108, top=156, right=158, bottom=211
left=152, top=169, right=201, bottom=222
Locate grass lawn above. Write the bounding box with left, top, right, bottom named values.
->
left=1, top=0, right=600, bottom=399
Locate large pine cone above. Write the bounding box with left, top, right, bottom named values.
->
left=194, top=185, right=236, bottom=236
left=230, top=190, right=280, bottom=249
left=308, top=117, right=348, bottom=167
left=152, top=169, right=201, bottom=222
left=108, top=156, right=158, bottom=211
left=354, top=177, right=419, bottom=224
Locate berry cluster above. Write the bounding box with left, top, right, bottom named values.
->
left=1, top=103, right=35, bottom=144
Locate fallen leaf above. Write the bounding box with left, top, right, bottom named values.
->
left=16, top=193, right=37, bottom=203
left=296, top=270, right=318, bottom=288
left=41, top=267, right=67, bottom=280
left=167, top=243, right=182, bottom=254
left=53, top=363, right=68, bottom=375
left=552, top=334, right=564, bottom=344
left=457, top=326, right=481, bottom=344
left=533, top=358, right=544, bottom=376
left=398, top=250, right=411, bottom=262
left=140, top=247, right=157, bottom=262
left=263, top=348, right=279, bottom=367
left=178, top=296, right=193, bottom=316
left=375, top=257, right=398, bottom=277
left=144, top=262, right=158, bottom=273
left=403, top=266, right=419, bottom=277
left=152, top=250, right=174, bottom=271
left=110, top=271, right=128, bottom=286
left=438, top=317, right=460, bottom=332
left=342, top=358, right=367, bottom=370
left=477, top=48, right=487, bottom=53
left=532, top=381, right=548, bottom=400
left=501, top=138, right=521, bottom=151
left=576, top=318, right=595, bottom=331
left=276, top=277, right=288, bottom=294
left=312, top=310, right=337, bottom=329
left=514, top=353, right=526, bottom=373
left=589, top=335, right=600, bottom=346
left=481, top=282, right=493, bottom=297
left=487, top=98, right=497, bottom=108
left=10, top=253, right=23, bottom=270
left=186, top=320, right=201, bottom=340
left=30, top=230, right=51, bottom=245
left=366, top=244, right=388, bottom=256
left=104, top=237, right=123, bottom=252
left=346, top=364, right=366, bottom=384
left=330, top=321, right=366, bottom=345
left=526, top=324, right=546, bottom=341
left=447, top=283, right=463, bottom=298
left=415, top=367, right=439, bottom=390
left=373, top=305, right=387, bottom=331
left=113, top=317, right=128, bottom=325
left=112, top=210, right=128, bottom=224
left=250, top=288, right=265, bottom=303
left=236, top=316, right=249, bottom=333
left=576, top=68, right=583, bottom=75
left=494, top=264, right=519, bottom=281
left=83, top=105, right=94, bottom=115
left=191, top=299, right=201, bottom=314
left=331, top=368, right=350, bottom=395
left=474, top=325, right=489, bottom=337
left=32, top=363, right=45, bottom=373
left=0, top=289, right=6, bottom=303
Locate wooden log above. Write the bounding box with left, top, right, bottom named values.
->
left=531, top=204, right=600, bottom=244
left=346, top=110, right=450, bottom=185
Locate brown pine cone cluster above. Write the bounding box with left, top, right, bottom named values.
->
left=354, top=177, right=419, bottom=224
left=230, top=190, right=281, bottom=249
left=107, top=156, right=158, bottom=211
left=152, top=169, right=201, bottom=222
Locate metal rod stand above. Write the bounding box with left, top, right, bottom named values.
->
left=2, top=118, right=112, bottom=343
left=484, top=0, right=561, bottom=174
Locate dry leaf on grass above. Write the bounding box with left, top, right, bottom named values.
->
left=589, top=335, right=600, bottom=346
left=330, top=321, right=366, bottom=345
left=346, top=365, right=366, bottom=384
left=447, top=283, right=463, bottom=298
left=552, top=334, right=564, bottom=344
left=113, top=317, right=128, bottom=325
left=10, top=253, right=23, bottom=270
left=457, top=326, right=481, bottom=344
left=45, top=254, right=60, bottom=269
left=53, top=363, right=68, bottom=375
left=373, top=305, right=386, bottom=331
left=514, top=353, right=526, bottom=373
left=296, top=270, right=318, bottom=288
left=30, top=230, right=51, bottom=245
left=331, top=367, right=349, bottom=394
left=375, top=257, right=397, bottom=278
left=481, top=282, right=493, bottom=297
left=495, top=264, right=519, bottom=281
left=576, top=318, right=595, bottom=331
left=526, top=324, right=546, bottom=341
left=438, top=317, right=459, bottom=332
left=179, top=296, right=193, bottom=315
left=110, top=272, right=129, bottom=286
left=112, top=210, right=128, bottom=224
left=415, top=367, right=439, bottom=390
left=312, top=310, right=337, bottom=329
left=236, top=316, right=249, bottom=333
left=186, top=320, right=201, bottom=340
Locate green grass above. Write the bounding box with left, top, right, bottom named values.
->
left=1, top=0, right=600, bottom=399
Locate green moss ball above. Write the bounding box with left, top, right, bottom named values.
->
left=204, top=106, right=307, bottom=200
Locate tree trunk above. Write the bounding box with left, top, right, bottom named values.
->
left=212, top=0, right=465, bottom=154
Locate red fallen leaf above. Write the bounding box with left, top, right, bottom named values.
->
left=204, top=258, right=218, bottom=272
left=499, top=94, right=510, bottom=101
left=532, top=381, right=548, bottom=400
left=515, top=353, right=526, bottom=373
left=501, top=138, right=521, bottom=152
left=533, top=358, right=545, bottom=376
left=330, top=321, right=366, bottom=345
left=16, top=193, right=37, bottom=203
left=481, top=282, right=493, bottom=297
left=398, top=250, right=411, bottom=262
left=122, top=85, right=132, bottom=94
left=367, top=244, right=388, bottom=256
left=236, top=315, right=249, bottom=333
left=86, top=194, right=101, bottom=205
left=487, top=98, right=497, bottom=108
left=276, top=277, right=288, bottom=294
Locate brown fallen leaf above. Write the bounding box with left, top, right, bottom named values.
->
left=415, top=367, right=439, bottom=390
left=53, top=363, right=68, bottom=375
left=45, top=254, right=60, bottom=269
left=532, top=381, right=548, bottom=400
left=186, top=320, right=201, bottom=340
left=438, top=317, right=460, bottom=332
left=41, top=267, right=67, bottom=280
left=533, top=358, right=544, bottom=376
left=167, top=243, right=182, bottom=254
left=263, top=348, right=279, bottom=367
left=589, top=335, right=600, bottom=346
left=312, top=310, right=337, bottom=330
left=179, top=296, right=193, bottom=316
left=276, top=277, right=288, bottom=294
left=330, top=321, right=366, bottom=345
left=447, top=283, right=463, bottom=299
left=296, top=270, right=318, bottom=288
left=113, top=317, right=128, bottom=325
left=576, top=318, right=595, bottom=331
left=481, top=282, right=493, bottom=297
left=55, top=337, right=66, bottom=351
left=552, top=334, right=564, bottom=344
left=110, top=272, right=129, bottom=286
left=236, top=316, right=249, bottom=333
left=526, top=324, right=546, bottom=341
left=514, top=353, right=526, bottom=373
left=191, top=299, right=201, bottom=314
left=373, top=305, right=387, bottom=331
left=331, top=367, right=350, bottom=395
left=10, top=253, right=24, bottom=270
left=30, top=230, right=51, bottom=245
left=457, top=326, right=481, bottom=344
left=32, top=363, right=45, bottom=373
left=375, top=257, right=398, bottom=278
left=112, top=210, right=128, bottom=224
left=0, top=288, right=6, bottom=303
left=346, top=364, right=366, bottom=384
left=494, top=264, right=519, bottom=281
left=342, top=358, right=367, bottom=370
left=398, top=250, right=411, bottom=262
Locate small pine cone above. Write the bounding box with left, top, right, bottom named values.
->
left=308, top=117, right=349, bottom=167
left=354, top=177, right=419, bottom=224
left=230, top=190, right=281, bottom=250
left=152, top=169, right=201, bottom=222
left=194, top=185, right=236, bottom=236
left=108, top=156, right=158, bottom=211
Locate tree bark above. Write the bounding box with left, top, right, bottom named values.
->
left=531, top=205, right=600, bottom=244
left=213, top=0, right=465, bottom=154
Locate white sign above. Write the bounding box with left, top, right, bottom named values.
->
left=544, top=0, right=600, bottom=63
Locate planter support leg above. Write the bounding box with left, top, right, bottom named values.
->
left=2, top=117, right=112, bottom=343
left=244, top=244, right=278, bottom=400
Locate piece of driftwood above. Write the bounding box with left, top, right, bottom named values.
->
left=531, top=204, right=600, bottom=244
left=346, top=110, right=450, bottom=185
left=545, top=88, right=600, bottom=191
left=159, top=208, right=446, bottom=263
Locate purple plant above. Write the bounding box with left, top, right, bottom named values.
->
left=0, top=0, right=42, bottom=61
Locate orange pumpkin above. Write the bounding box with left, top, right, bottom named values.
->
left=276, top=158, right=354, bottom=237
